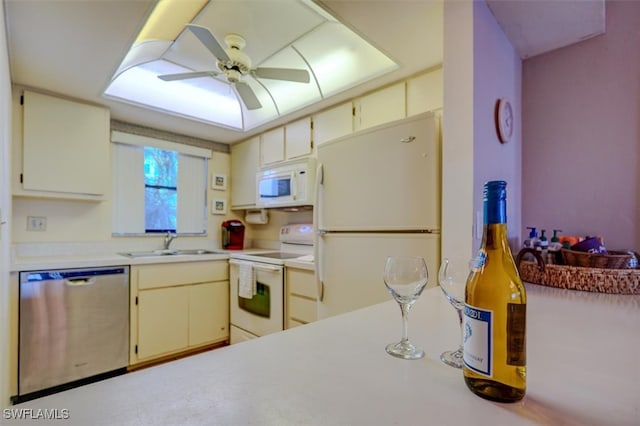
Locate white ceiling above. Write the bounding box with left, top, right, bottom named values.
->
left=3, top=0, right=605, bottom=145
left=486, top=0, right=605, bottom=59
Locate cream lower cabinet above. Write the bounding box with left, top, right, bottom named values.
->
left=130, top=261, right=229, bottom=365
left=285, top=267, right=317, bottom=329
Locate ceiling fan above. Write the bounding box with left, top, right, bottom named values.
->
left=158, top=24, right=311, bottom=110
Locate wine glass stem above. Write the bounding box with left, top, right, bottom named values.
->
left=399, top=302, right=411, bottom=343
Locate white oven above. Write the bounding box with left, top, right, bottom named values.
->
left=229, top=224, right=314, bottom=344
left=229, top=259, right=284, bottom=343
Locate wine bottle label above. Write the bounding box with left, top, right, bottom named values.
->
left=507, top=303, right=526, bottom=366
left=463, top=304, right=493, bottom=377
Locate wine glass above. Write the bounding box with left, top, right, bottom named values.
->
left=383, top=256, right=429, bottom=360
left=438, top=258, right=470, bottom=368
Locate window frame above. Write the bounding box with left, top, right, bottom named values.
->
left=111, top=131, right=211, bottom=237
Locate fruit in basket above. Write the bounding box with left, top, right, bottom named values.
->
left=571, top=237, right=607, bottom=254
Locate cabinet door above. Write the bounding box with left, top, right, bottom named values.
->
left=189, top=281, right=229, bottom=346
left=313, top=102, right=353, bottom=146
left=22, top=90, right=109, bottom=198
left=285, top=118, right=312, bottom=160
left=231, top=136, right=259, bottom=209
left=406, top=68, right=443, bottom=117
left=137, top=286, right=189, bottom=360
left=260, top=127, right=285, bottom=166
left=285, top=268, right=317, bottom=328
left=354, top=83, right=406, bottom=131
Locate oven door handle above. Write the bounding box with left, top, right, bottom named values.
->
left=229, top=259, right=282, bottom=272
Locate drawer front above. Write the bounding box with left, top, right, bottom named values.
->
left=287, top=318, right=306, bottom=329
left=287, top=269, right=316, bottom=299
left=288, top=296, right=317, bottom=324
left=137, top=261, right=228, bottom=290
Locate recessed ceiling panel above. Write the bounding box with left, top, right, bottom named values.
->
left=105, top=60, right=243, bottom=129
left=193, top=0, right=326, bottom=64
left=294, top=22, right=398, bottom=98
left=102, top=0, right=400, bottom=133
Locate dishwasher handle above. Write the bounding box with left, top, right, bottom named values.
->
left=21, top=267, right=128, bottom=283
left=65, top=277, right=97, bottom=287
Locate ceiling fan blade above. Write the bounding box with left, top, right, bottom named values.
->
left=186, top=24, right=230, bottom=62
left=253, top=67, right=310, bottom=83
left=158, top=71, right=219, bottom=81
left=235, top=82, right=262, bottom=110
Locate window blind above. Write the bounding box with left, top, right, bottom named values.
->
left=111, top=132, right=210, bottom=235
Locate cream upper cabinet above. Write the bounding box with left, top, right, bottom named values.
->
left=260, top=119, right=312, bottom=167
left=231, top=136, right=259, bottom=209
left=260, top=127, right=285, bottom=166
left=406, top=68, right=443, bottom=116
left=284, top=117, right=312, bottom=160
left=130, top=261, right=229, bottom=365
left=18, top=90, right=110, bottom=200
left=312, top=102, right=354, bottom=147
left=354, top=83, right=406, bottom=131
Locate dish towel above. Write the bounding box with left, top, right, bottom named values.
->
left=238, top=263, right=256, bottom=299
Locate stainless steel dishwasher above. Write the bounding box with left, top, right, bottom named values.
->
left=17, top=266, right=129, bottom=401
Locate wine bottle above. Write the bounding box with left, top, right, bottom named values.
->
left=463, top=180, right=526, bottom=403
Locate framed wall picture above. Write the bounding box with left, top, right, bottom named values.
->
left=212, top=199, right=226, bottom=215
left=211, top=173, right=227, bottom=190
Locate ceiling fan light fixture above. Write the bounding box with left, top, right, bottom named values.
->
left=225, top=68, right=243, bottom=84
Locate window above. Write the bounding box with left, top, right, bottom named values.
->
left=144, top=147, right=177, bottom=232
left=111, top=131, right=210, bottom=235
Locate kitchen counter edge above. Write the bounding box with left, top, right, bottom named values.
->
left=10, top=253, right=231, bottom=272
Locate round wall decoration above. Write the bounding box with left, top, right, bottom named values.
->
left=495, top=98, right=513, bottom=143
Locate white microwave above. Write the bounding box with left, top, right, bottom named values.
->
left=256, top=158, right=316, bottom=208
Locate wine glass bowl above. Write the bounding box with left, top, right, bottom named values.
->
left=438, top=258, right=470, bottom=368
left=383, top=256, right=429, bottom=360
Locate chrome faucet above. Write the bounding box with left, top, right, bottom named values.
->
left=163, top=232, right=176, bottom=250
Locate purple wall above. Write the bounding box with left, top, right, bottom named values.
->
left=473, top=0, right=522, bottom=252
left=522, top=0, right=640, bottom=250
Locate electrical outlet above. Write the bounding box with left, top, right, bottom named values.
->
left=27, top=216, right=47, bottom=231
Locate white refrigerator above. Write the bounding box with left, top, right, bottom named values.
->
left=314, top=112, right=441, bottom=319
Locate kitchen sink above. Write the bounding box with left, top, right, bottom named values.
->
left=118, top=249, right=223, bottom=258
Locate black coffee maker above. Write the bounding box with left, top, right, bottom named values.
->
left=221, top=220, right=245, bottom=250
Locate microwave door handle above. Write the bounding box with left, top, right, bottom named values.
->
left=290, top=171, right=297, bottom=201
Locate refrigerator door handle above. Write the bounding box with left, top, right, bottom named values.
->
left=314, top=163, right=324, bottom=302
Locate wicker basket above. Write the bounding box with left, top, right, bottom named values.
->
left=561, top=248, right=632, bottom=269
left=516, top=249, right=640, bottom=295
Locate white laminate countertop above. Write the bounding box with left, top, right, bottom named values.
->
left=5, top=284, right=639, bottom=425
left=10, top=252, right=231, bottom=272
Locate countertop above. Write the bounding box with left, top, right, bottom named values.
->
left=11, top=252, right=231, bottom=272
left=5, top=283, right=638, bottom=425
left=10, top=243, right=315, bottom=272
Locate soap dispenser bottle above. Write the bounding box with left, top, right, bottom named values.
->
left=539, top=229, right=549, bottom=251
left=524, top=227, right=538, bottom=249
left=547, top=229, right=562, bottom=264
left=549, top=230, right=562, bottom=251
